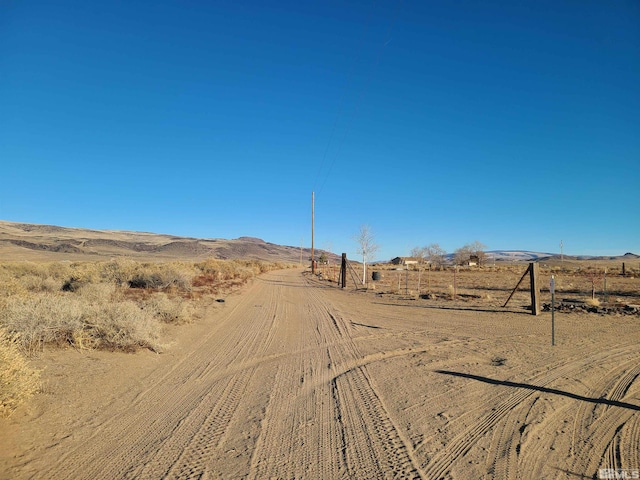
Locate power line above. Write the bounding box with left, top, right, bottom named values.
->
left=312, top=0, right=378, bottom=195
left=315, top=0, right=404, bottom=198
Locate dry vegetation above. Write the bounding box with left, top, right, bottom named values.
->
left=316, top=260, right=640, bottom=310
left=0, top=258, right=293, bottom=417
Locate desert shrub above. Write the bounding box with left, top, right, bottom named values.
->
left=585, top=298, right=601, bottom=307
left=196, top=259, right=238, bottom=280
left=127, top=263, right=193, bottom=291
left=0, top=292, right=162, bottom=354
left=91, top=301, right=162, bottom=352
left=77, top=282, right=118, bottom=303
left=0, top=278, right=29, bottom=298
left=61, top=276, right=86, bottom=292
left=193, top=259, right=293, bottom=286
left=21, top=274, right=60, bottom=292
left=0, top=294, right=85, bottom=354
left=143, top=293, right=193, bottom=324
left=0, top=327, right=40, bottom=417
left=128, top=273, right=166, bottom=289
left=99, top=259, right=138, bottom=286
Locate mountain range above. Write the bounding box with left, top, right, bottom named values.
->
left=0, top=220, right=636, bottom=264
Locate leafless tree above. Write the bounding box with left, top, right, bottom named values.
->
left=410, top=246, right=427, bottom=264
left=411, top=246, right=428, bottom=294
left=353, top=225, right=379, bottom=285
left=470, top=240, right=488, bottom=266
left=454, top=241, right=487, bottom=266
left=425, top=243, right=446, bottom=269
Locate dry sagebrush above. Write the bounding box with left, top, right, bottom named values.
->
left=0, top=258, right=294, bottom=415
left=0, top=258, right=295, bottom=353
left=0, top=327, right=40, bottom=417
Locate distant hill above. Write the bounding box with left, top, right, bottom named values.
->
left=374, top=249, right=637, bottom=265
left=1, top=220, right=634, bottom=264
left=0, top=220, right=339, bottom=264
left=482, top=250, right=637, bottom=264
left=485, top=250, right=552, bottom=262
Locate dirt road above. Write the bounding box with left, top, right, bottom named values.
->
left=2, top=269, right=639, bottom=479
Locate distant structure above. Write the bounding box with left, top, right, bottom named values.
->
left=391, top=256, right=420, bottom=266
left=466, top=255, right=479, bottom=267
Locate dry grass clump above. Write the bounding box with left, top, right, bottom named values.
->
left=585, top=298, right=601, bottom=307
left=127, top=263, right=194, bottom=291
left=192, top=259, right=294, bottom=292
left=0, top=289, right=162, bottom=354
left=0, top=327, right=40, bottom=417
left=143, top=293, right=193, bottom=324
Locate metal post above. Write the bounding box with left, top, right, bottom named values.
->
left=453, top=266, right=457, bottom=300
left=405, top=266, right=409, bottom=295
left=551, top=275, right=555, bottom=346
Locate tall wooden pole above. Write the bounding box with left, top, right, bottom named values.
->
left=311, top=191, right=315, bottom=273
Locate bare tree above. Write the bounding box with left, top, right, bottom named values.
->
left=470, top=240, right=488, bottom=266
left=454, top=241, right=487, bottom=266
left=353, top=225, right=379, bottom=285
left=410, top=246, right=427, bottom=264
left=411, top=246, right=428, bottom=295
left=425, top=243, right=446, bottom=269
left=454, top=246, right=469, bottom=266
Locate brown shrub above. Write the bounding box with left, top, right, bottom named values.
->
left=0, top=327, right=40, bottom=417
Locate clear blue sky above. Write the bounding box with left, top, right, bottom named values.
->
left=2, top=1, right=639, bottom=260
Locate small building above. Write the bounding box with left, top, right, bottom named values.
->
left=466, top=255, right=479, bottom=267
left=391, top=256, right=420, bottom=266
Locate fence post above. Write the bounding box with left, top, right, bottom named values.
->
left=530, top=263, right=541, bottom=315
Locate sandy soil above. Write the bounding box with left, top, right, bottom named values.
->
left=1, top=269, right=639, bottom=479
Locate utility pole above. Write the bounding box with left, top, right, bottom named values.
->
left=311, top=191, right=315, bottom=274
left=560, top=240, right=564, bottom=264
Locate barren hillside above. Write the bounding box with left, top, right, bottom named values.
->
left=0, top=220, right=337, bottom=263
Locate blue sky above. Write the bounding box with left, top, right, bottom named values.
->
left=2, top=1, right=639, bottom=260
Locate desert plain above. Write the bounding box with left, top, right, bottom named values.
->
left=1, top=221, right=639, bottom=479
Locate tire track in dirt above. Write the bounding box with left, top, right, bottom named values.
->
left=247, top=280, right=426, bottom=479
left=311, top=287, right=426, bottom=479
left=422, top=344, right=638, bottom=480
left=569, top=355, right=640, bottom=477
left=135, top=369, right=257, bottom=479
left=42, top=277, right=283, bottom=480
left=478, top=346, right=640, bottom=480
left=333, top=366, right=424, bottom=479
left=247, top=290, right=345, bottom=479
left=318, top=290, right=427, bottom=479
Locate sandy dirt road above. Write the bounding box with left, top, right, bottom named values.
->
left=2, top=269, right=639, bottom=479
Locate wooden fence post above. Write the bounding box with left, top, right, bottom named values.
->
left=530, top=263, right=541, bottom=315
left=504, top=262, right=541, bottom=315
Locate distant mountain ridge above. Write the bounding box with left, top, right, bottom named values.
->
left=485, top=250, right=552, bottom=262
left=375, top=250, right=637, bottom=264
left=0, top=220, right=634, bottom=263
left=0, top=220, right=339, bottom=263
